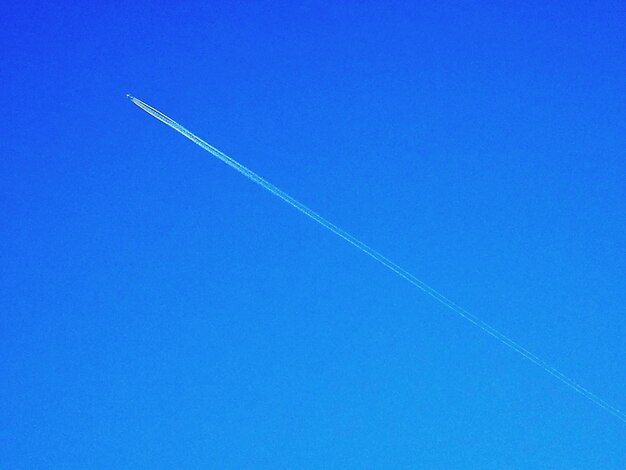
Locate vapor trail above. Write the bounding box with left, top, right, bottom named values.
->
left=127, top=94, right=625, bottom=424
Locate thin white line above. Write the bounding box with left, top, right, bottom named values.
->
left=128, top=94, right=626, bottom=424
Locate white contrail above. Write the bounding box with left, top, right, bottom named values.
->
left=127, top=94, right=626, bottom=424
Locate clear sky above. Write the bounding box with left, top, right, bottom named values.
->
left=1, top=1, right=625, bottom=468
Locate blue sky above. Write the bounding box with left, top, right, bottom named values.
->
left=1, top=1, right=625, bottom=467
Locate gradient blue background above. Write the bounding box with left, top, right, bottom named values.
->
left=1, top=1, right=625, bottom=468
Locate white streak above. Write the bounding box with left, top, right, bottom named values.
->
left=128, top=94, right=626, bottom=424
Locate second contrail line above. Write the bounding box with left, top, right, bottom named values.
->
left=127, top=94, right=625, bottom=424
